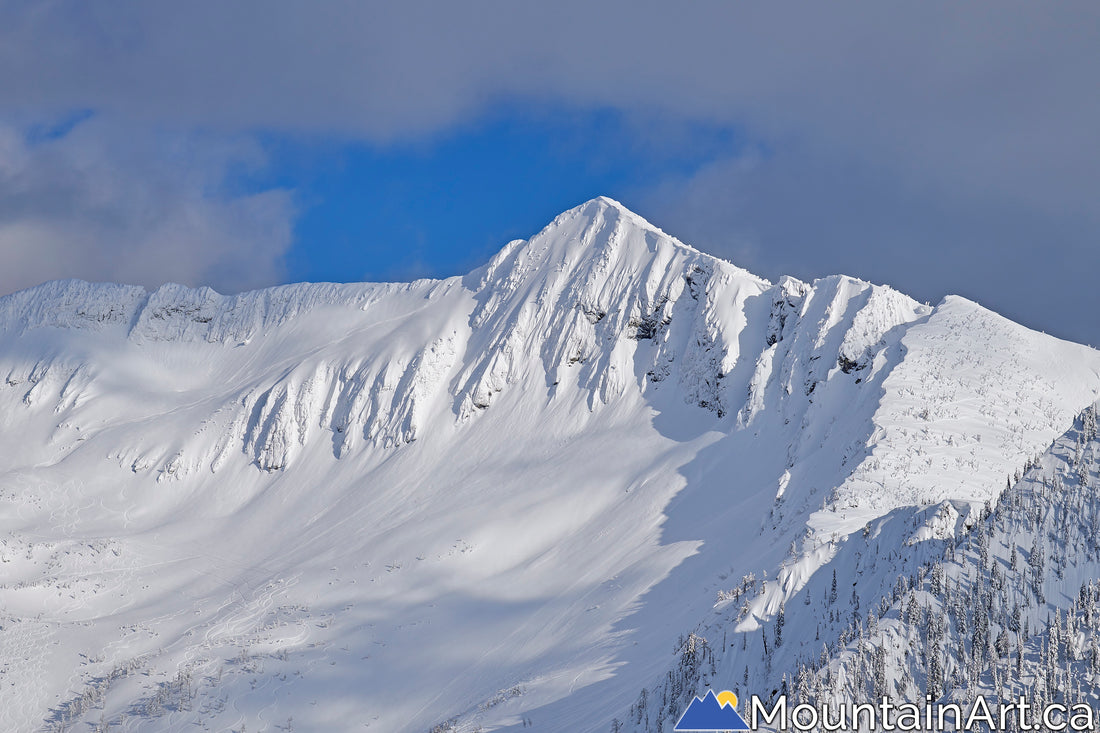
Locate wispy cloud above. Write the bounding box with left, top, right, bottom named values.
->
left=0, top=116, right=294, bottom=295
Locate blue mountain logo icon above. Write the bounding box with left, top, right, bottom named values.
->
left=674, top=689, right=751, bottom=731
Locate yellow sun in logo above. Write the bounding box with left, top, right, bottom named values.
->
left=716, top=690, right=738, bottom=709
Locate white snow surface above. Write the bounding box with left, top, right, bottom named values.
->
left=0, top=197, right=1097, bottom=732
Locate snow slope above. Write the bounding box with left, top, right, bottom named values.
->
left=0, top=198, right=1097, bottom=732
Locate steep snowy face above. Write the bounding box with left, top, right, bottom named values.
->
left=619, top=401, right=1100, bottom=733
left=0, top=197, right=1098, bottom=733
left=809, top=401, right=1100, bottom=715
left=458, top=197, right=771, bottom=417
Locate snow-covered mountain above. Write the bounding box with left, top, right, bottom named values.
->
left=0, top=198, right=1097, bottom=732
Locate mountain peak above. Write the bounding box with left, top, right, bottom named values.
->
left=498, top=195, right=767, bottom=291
left=575, top=194, right=648, bottom=223
left=553, top=195, right=690, bottom=253
left=3, top=197, right=1100, bottom=732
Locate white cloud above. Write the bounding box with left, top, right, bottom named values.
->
left=0, top=1, right=1098, bottom=342
left=3, top=2, right=1098, bottom=211
left=0, top=118, right=294, bottom=296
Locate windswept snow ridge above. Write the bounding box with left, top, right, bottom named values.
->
left=0, top=197, right=1097, bottom=732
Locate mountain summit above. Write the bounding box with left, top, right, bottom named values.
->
left=0, top=199, right=1098, bottom=732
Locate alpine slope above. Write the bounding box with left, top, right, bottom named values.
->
left=0, top=198, right=1097, bottom=732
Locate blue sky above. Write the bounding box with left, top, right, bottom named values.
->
left=265, top=107, right=744, bottom=284
left=0, top=2, right=1098, bottom=346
